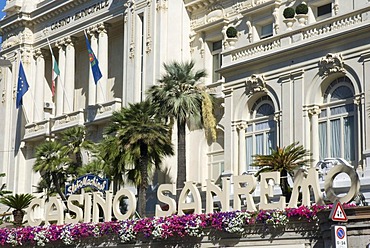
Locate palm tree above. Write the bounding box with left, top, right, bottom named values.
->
left=106, top=100, right=173, bottom=217
left=59, top=126, right=95, bottom=172
left=147, top=60, right=215, bottom=195
left=0, top=193, right=35, bottom=226
left=252, top=142, right=312, bottom=202
left=33, top=140, right=71, bottom=202
left=97, top=135, right=127, bottom=194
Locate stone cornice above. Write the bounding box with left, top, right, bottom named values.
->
left=184, top=0, right=218, bottom=13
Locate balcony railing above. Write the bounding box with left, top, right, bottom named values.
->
left=23, top=119, right=50, bottom=141
left=85, top=98, right=122, bottom=123
left=223, top=7, right=370, bottom=66
left=50, top=110, right=85, bottom=133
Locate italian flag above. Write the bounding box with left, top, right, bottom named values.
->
left=51, top=55, right=60, bottom=97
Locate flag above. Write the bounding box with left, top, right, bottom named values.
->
left=84, top=33, right=102, bottom=84
left=16, top=61, right=29, bottom=109
left=51, top=55, right=60, bottom=97
left=47, top=38, right=60, bottom=97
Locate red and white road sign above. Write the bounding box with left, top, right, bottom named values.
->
left=333, top=225, right=348, bottom=248
left=330, top=201, right=348, bottom=222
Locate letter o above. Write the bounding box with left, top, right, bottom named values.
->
left=324, top=164, right=360, bottom=203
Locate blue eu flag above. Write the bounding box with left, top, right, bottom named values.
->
left=16, top=61, right=29, bottom=109
left=85, top=33, right=102, bottom=84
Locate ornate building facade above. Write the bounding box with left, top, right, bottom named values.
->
left=0, top=0, right=370, bottom=204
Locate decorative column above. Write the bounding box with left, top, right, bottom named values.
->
left=222, top=88, right=234, bottom=177
left=87, top=30, right=98, bottom=106
left=280, top=74, right=293, bottom=146
left=354, top=94, right=364, bottom=175
left=238, top=122, right=247, bottom=175
left=97, top=23, right=109, bottom=104
left=360, top=53, right=370, bottom=176
left=56, top=39, right=65, bottom=115
left=64, top=36, right=76, bottom=113
left=308, top=106, right=321, bottom=166
left=34, top=49, right=45, bottom=122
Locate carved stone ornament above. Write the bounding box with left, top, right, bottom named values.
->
left=319, top=53, right=345, bottom=77
left=206, top=4, right=224, bottom=23
left=245, top=74, right=267, bottom=95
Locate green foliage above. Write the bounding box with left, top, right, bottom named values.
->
left=33, top=127, right=97, bottom=200
left=252, top=142, right=312, bottom=201
left=295, top=3, right=308, bottom=15
left=0, top=194, right=35, bottom=211
left=226, top=27, right=238, bottom=38
left=147, top=61, right=213, bottom=194
left=201, top=92, right=217, bottom=142
left=33, top=140, right=71, bottom=201
left=148, top=61, right=207, bottom=128
left=0, top=173, right=11, bottom=197
left=60, top=126, right=96, bottom=169
left=105, top=100, right=174, bottom=216
left=283, top=7, right=295, bottom=18
left=252, top=142, right=311, bottom=174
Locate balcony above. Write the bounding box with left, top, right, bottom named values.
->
left=50, top=110, right=85, bottom=133
left=222, top=7, right=370, bottom=69
left=23, top=119, right=50, bottom=141
left=85, top=98, right=122, bottom=124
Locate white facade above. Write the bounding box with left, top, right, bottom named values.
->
left=0, top=0, right=370, bottom=203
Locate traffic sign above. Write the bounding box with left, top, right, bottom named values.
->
left=332, top=225, right=348, bottom=248
left=329, top=201, right=348, bottom=222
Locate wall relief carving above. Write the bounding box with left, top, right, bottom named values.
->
left=245, top=74, right=267, bottom=95
left=319, top=53, right=345, bottom=77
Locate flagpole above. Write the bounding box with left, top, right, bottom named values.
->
left=16, top=51, right=31, bottom=124
left=84, top=29, right=106, bottom=104
left=46, top=37, right=73, bottom=113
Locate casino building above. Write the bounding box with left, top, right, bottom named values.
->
left=1, top=0, right=370, bottom=205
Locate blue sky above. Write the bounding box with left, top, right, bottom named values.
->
left=0, top=0, right=5, bottom=19
left=0, top=0, right=5, bottom=45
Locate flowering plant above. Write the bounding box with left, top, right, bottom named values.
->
left=0, top=204, right=354, bottom=247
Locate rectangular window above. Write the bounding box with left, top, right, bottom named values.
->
left=212, top=40, right=222, bottom=82
left=260, top=23, right=273, bottom=39
left=318, top=3, right=332, bottom=17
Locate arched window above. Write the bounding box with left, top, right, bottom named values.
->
left=319, top=77, right=355, bottom=163
left=246, top=96, right=276, bottom=172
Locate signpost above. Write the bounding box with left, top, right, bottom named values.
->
left=330, top=201, right=348, bottom=248
left=329, top=201, right=348, bottom=222
left=332, top=225, right=348, bottom=248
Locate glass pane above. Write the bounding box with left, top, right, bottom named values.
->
left=256, top=121, right=269, bottom=131
left=212, top=54, right=221, bottom=82
left=330, top=105, right=354, bottom=116
left=344, top=116, right=355, bottom=161
left=212, top=40, right=222, bottom=51
left=256, top=134, right=264, bottom=155
left=319, top=109, right=327, bottom=118
left=331, top=86, right=353, bottom=101
left=247, top=125, right=253, bottom=132
left=256, top=103, right=274, bottom=117
left=246, top=136, right=253, bottom=167
left=319, top=122, right=327, bottom=159
left=267, top=131, right=275, bottom=154
left=330, top=119, right=341, bottom=158
left=261, top=23, right=273, bottom=38
left=318, top=3, right=332, bottom=17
